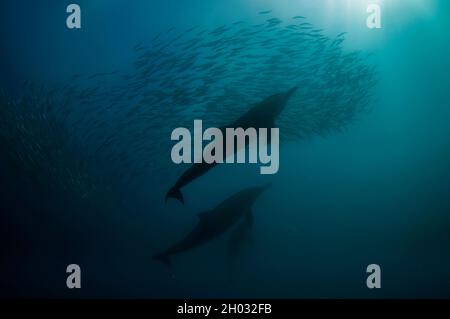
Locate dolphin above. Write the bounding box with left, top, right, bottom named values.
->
left=154, top=183, right=271, bottom=268
left=166, top=86, right=297, bottom=204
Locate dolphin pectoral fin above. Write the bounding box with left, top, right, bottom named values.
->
left=165, top=187, right=184, bottom=204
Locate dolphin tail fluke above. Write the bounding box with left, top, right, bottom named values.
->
left=165, top=187, right=184, bottom=204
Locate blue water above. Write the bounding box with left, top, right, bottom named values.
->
left=1, top=0, right=450, bottom=298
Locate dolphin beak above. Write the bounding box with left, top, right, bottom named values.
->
left=286, top=86, right=298, bottom=98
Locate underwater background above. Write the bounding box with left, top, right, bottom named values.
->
left=1, top=0, right=450, bottom=298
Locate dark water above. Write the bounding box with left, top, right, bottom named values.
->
left=1, top=0, right=449, bottom=298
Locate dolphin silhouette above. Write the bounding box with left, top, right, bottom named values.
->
left=154, top=183, right=271, bottom=268
left=166, top=87, right=297, bottom=204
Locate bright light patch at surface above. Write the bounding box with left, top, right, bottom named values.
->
left=324, top=0, right=437, bottom=21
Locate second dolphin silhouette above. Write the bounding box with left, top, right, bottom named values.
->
left=154, top=183, right=271, bottom=268
left=166, top=87, right=297, bottom=204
